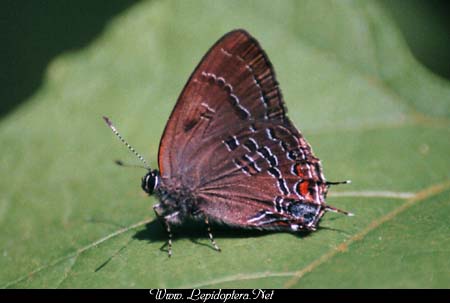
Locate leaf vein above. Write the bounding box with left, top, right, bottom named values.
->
left=2, top=217, right=153, bottom=288
left=283, top=180, right=450, bottom=288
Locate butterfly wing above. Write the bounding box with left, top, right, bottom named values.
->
left=195, top=119, right=329, bottom=231
left=158, top=29, right=329, bottom=231
left=158, top=29, right=285, bottom=180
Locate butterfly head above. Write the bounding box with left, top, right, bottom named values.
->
left=141, top=170, right=160, bottom=195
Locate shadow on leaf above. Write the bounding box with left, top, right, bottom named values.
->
left=132, top=218, right=316, bottom=247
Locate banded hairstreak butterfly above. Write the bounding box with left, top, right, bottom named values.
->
left=104, top=29, right=352, bottom=257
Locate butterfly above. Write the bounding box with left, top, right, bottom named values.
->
left=104, top=29, right=352, bottom=257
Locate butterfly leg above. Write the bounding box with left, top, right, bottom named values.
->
left=153, top=205, right=173, bottom=257
left=164, top=220, right=173, bottom=258
left=204, top=216, right=221, bottom=252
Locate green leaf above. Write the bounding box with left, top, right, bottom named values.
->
left=1, top=0, right=449, bottom=288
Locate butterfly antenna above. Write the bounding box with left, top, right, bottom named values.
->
left=114, top=160, right=148, bottom=169
left=103, top=116, right=151, bottom=170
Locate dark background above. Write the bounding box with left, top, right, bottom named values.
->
left=1, top=0, right=449, bottom=119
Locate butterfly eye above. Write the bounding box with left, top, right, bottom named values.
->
left=141, top=171, right=159, bottom=195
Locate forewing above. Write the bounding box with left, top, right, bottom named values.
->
left=158, top=29, right=285, bottom=181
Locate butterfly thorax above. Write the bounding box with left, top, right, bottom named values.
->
left=142, top=170, right=200, bottom=225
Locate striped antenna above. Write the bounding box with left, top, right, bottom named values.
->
left=103, top=116, right=151, bottom=170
